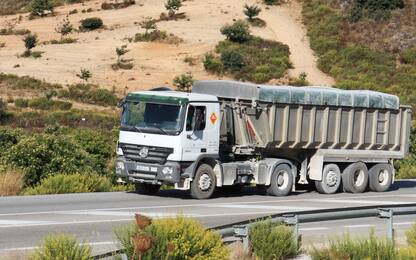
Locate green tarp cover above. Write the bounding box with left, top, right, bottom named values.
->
left=193, top=80, right=400, bottom=110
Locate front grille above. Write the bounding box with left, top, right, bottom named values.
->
left=120, top=143, right=173, bottom=164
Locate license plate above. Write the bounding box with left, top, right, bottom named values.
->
left=136, top=165, right=150, bottom=171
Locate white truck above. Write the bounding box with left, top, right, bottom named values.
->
left=115, top=80, right=412, bottom=199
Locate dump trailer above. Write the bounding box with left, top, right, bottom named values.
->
left=115, top=80, right=412, bottom=199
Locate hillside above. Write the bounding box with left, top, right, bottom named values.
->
left=0, top=0, right=334, bottom=96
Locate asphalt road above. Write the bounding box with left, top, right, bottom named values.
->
left=1, top=180, right=415, bottom=257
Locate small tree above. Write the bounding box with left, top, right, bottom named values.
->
left=55, top=16, right=73, bottom=40
left=0, top=98, right=7, bottom=117
left=173, top=73, right=193, bottom=92
left=220, top=20, right=251, bottom=43
left=30, top=0, right=54, bottom=17
left=76, top=69, right=92, bottom=83
left=243, top=4, right=262, bottom=21
left=23, top=33, right=38, bottom=55
left=116, top=46, right=129, bottom=63
left=165, top=0, right=182, bottom=17
left=140, top=17, right=157, bottom=34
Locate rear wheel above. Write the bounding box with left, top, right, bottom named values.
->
left=135, top=183, right=161, bottom=195
left=266, top=164, right=293, bottom=197
left=369, top=164, right=393, bottom=192
left=342, top=162, right=369, bottom=193
left=190, top=164, right=216, bottom=199
left=315, top=164, right=341, bottom=194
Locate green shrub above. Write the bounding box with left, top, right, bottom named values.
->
left=173, top=73, right=193, bottom=92
left=58, top=84, right=118, bottom=106
left=244, top=4, right=261, bottom=22
left=134, top=30, right=168, bottom=42
left=401, top=48, right=416, bottom=65
left=3, top=134, right=98, bottom=186
left=27, top=97, right=72, bottom=110
left=310, top=232, right=396, bottom=260
left=407, top=223, right=416, bottom=248
left=220, top=20, right=251, bottom=43
left=206, top=37, right=291, bottom=83
left=79, top=17, right=103, bottom=31
left=14, top=98, right=29, bottom=108
left=348, top=0, right=405, bottom=22
left=0, top=73, right=61, bottom=92
left=250, top=220, right=298, bottom=260
left=263, top=0, right=279, bottom=5
left=0, top=128, right=23, bottom=153
left=116, top=216, right=229, bottom=260
left=203, top=53, right=223, bottom=73
left=0, top=98, right=7, bottom=116
left=31, top=234, right=91, bottom=260
left=30, top=0, right=53, bottom=16
left=165, top=0, right=182, bottom=17
left=23, top=33, right=38, bottom=52
left=24, top=173, right=113, bottom=195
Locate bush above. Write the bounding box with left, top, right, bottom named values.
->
left=263, top=0, right=280, bottom=5
left=250, top=220, right=298, bottom=260
left=203, top=53, right=223, bottom=73
left=101, top=0, right=135, bottom=10
left=24, top=173, right=113, bottom=195
left=310, top=232, right=396, bottom=260
left=220, top=20, right=251, bottom=43
left=0, top=98, right=7, bottom=116
left=30, top=0, right=53, bottom=16
left=116, top=216, right=229, bottom=260
left=165, top=0, right=182, bottom=17
left=0, top=73, right=61, bottom=92
left=0, top=128, right=23, bottom=153
left=3, top=134, right=98, bottom=186
left=348, top=0, right=405, bottom=22
left=31, top=234, right=91, bottom=260
left=173, top=73, right=193, bottom=92
left=27, top=97, right=72, bottom=110
left=401, top=48, right=416, bottom=65
left=14, top=98, right=29, bottom=108
left=58, top=84, right=118, bottom=106
left=23, top=33, right=38, bottom=51
left=134, top=30, right=168, bottom=42
left=79, top=17, right=103, bottom=31
left=407, top=223, right=416, bottom=248
left=244, top=4, right=261, bottom=21
left=0, top=166, right=24, bottom=196
left=205, top=37, right=291, bottom=83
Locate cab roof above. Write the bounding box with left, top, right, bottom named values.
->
left=127, top=90, right=218, bottom=104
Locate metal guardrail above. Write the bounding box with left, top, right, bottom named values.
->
left=93, top=203, right=416, bottom=258
left=213, top=203, right=416, bottom=251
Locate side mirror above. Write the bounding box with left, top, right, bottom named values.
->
left=117, top=99, right=126, bottom=108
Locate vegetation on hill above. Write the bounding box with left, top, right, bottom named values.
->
left=0, top=0, right=82, bottom=15
left=302, top=0, right=416, bottom=178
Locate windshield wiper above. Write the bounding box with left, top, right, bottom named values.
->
left=134, top=126, right=143, bottom=133
left=149, top=125, right=168, bottom=135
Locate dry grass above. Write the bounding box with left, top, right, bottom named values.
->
left=0, top=0, right=31, bottom=15
left=0, top=168, right=24, bottom=196
left=228, top=242, right=255, bottom=260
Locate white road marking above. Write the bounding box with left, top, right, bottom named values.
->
left=309, top=199, right=402, bottom=205
left=2, top=241, right=117, bottom=252
left=204, top=204, right=318, bottom=211
left=0, top=220, right=55, bottom=227
left=394, top=222, right=414, bottom=226
left=299, top=227, right=330, bottom=231
left=344, top=224, right=376, bottom=228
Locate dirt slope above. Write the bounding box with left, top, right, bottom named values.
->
left=0, top=0, right=334, bottom=94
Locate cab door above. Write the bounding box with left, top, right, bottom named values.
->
left=181, top=102, right=220, bottom=161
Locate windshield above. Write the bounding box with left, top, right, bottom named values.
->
left=121, top=101, right=183, bottom=135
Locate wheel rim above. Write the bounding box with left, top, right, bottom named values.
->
left=198, top=173, right=212, bottom=191
left=354, top=169, right=365, bottom=187
left=276, top=171, right=289, bottom=190
left=326, top=170, right=338, bottom=187
left=378, top=169, right=389, bottom=186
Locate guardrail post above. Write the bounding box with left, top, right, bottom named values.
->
left=234, top=225, right=250, bottom=252
left=378, top=208, right=394, bottom=241
left=283, top=214, right=299, bottom=249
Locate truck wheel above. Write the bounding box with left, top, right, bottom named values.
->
left=342, top=162, right=369, bottom=193
left=369, top=164, right=393, bottom=192
left=190, top=164, right=216, bottom=199
left=135, top=183, right=161, bottom=195
left=266, top=164, right=293, bottom=197
left=315, top=164, right=341, bottom=194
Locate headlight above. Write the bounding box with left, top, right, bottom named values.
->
left=162, top=166, right=174, bottom=175
left=116, top=147, right=124, bottom=156
left=116, top=161, right=125, bottom=170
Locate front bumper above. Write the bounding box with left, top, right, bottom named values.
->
left=115, top=157, right=181, bottom=184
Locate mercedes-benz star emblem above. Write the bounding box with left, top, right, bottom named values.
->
left=139, top=147, right=149, bottom=158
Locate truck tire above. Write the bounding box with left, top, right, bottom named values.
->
left=266, top=164, right=293, bottom=197
left=369, top=164, right=393, bottom=192
left=342, top=162, right=369, bottom=193
left=135, top=183, right=161, bottom=195
left=190, top=164, right=216, bottom=199
left=315, top=164, right=341, bottom=194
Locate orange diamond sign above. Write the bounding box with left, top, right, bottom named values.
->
left=210, top=112, right=217, bottom=125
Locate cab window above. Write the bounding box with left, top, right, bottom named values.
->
left=186, top=105, right=206, bottom=131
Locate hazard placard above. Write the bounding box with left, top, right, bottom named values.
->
left=210, top=112, right=217, bottom=125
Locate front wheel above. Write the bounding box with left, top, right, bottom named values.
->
left=190, top=164, right=216, bottom=199
left=266, top=164, right=293, bottom=197
left=135, top=183, right=161, bottom=195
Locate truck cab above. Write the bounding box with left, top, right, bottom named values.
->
left=116, top=89, right=222, bottom=199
